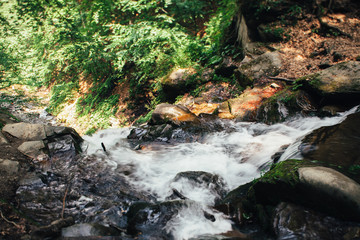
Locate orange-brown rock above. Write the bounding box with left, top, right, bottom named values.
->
left=218, top=84, right=283, bottom=121
left=150, top=103, right=200, bottom=126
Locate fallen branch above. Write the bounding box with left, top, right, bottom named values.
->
left=0, top=210, right=21, bottom=228
left=266, top=75, right=295, bottom=84
left=61, top=186, right=69, bottom=219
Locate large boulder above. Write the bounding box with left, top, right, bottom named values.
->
left=150, top=103, right=200, bottom=126
left=300, top=111, right=360, bottom=168
left=250, top=159, right=360, bottom=222
left=298, top=61, right=360, bottom=106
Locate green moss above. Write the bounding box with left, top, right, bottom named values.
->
left=259, top=159, right=303, bottom=186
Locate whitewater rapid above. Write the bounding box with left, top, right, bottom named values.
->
left=83, top=106, right=357, bottom=239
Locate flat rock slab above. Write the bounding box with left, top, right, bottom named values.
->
left=304, top=61, right=360, bottom=95
left=298, top=166, right=360, bottom=220
left=3, top=123, right=46, bottom=140
left=18, top=141, right=46, bottom=159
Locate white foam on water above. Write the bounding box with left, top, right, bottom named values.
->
left=83, top=106, right=358, bottom=239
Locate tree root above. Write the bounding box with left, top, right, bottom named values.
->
left=0, top=209, right=21, bottom=228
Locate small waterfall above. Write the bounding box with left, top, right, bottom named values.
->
left=83, top=106, right=357, bottom=239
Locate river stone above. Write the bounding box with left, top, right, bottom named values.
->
left=300, top=111, right=360, bottom=167
left=3, top=123, right=46, bottom=140
left=150, top=103, right=200, bottom=126
left=0, top=132, right=9, bottom=144
left=18, top=141, right=46, bottom=159
left=236, top=51, right=282, bottom=82
left=298, top=167, right=360, bottom=219
left=0, top=159, right=19, bottom=174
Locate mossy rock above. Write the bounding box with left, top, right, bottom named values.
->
left=296, top=61, right=360, bottom=106
left=256, top=88, right=317, bottom=124
left=250, top=159, right=360, bottom=222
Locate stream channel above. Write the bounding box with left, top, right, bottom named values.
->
left=78, top=106, right=358, bottom=240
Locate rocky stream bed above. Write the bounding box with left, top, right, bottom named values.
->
left=1, top=82, right=360, bottom=240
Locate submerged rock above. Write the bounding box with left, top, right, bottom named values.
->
left=169, top=171, right=228, bottom=205
left=127, top=200, right=188, bottom=239
left=0, top=132, right=9, bottom=144
left=0, top=159, right=19, bottom=175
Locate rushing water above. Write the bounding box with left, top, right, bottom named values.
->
left=82, top=107, right=357, bottom=240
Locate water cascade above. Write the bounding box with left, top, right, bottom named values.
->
left=82, top=106, right=357, bottom=239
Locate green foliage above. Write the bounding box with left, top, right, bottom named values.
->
left=0, top=0, right=242, bottom=132
left=48, top=82, right=76, bottom=115
left=259, top=159, right=302, bottom=187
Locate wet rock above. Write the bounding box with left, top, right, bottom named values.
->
left=3, top=123, right=46, bottom=140
left=236, top=51, right=282, bottom=82
left=61, top=223, right=121, bottom=238
left=215, top=182, right=253, bottom=225
left=300, top=111, right=360, bottom=168
left=0, top=159, right=19, bottom=174
left=18, top=141, right=46, bottom=159
left=256, top=90, right=317, bottom=124
left=169, top=171, right=228, bottom=205
left=150, top=103, right=200, bottom=126
left=127, top=200, right=189, bottom=239
left=298, top=61, right=360, bottom=106
left=273, top=202, right=360, bottom=240
left=16, top=154, right=153, bottom=227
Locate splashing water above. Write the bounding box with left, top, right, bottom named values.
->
left=83, top=106, right=357, bottom=239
